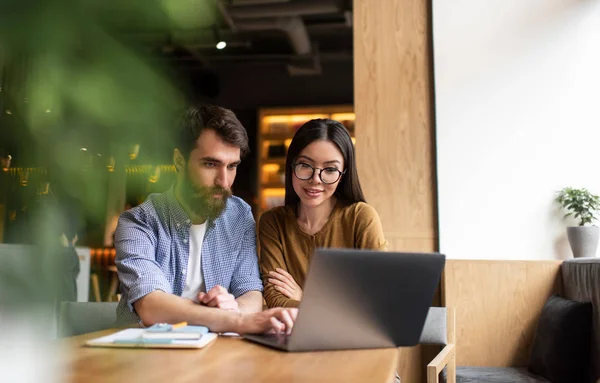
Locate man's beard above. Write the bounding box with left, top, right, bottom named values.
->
left=181, top=174, right=232, bottom=221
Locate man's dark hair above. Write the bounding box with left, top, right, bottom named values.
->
left=176, top=104, right=249, bottom=159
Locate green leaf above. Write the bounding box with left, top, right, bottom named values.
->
left=557, top=187, right=600, bottom=225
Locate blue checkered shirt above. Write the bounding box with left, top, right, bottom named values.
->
left=114, top=187, right=263, bottom=325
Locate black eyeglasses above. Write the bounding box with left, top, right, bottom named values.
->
left=292, top=163, right=345, bottom=184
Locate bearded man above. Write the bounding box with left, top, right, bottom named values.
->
left=115, top=105, right=296, bottom=335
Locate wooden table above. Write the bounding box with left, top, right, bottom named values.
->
left=62, top=329, right=398, bottom=383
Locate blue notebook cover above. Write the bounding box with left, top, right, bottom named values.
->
left=170, top=325, right=210, bottom=334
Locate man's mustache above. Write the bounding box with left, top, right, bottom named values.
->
left=190, top=186, right=232, bottom=199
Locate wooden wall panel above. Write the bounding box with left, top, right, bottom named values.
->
left=354, top=0, right=436, bottom=254
left=387, top=236, right=437, bottom=253
left=354, top=0, right=436, bottom=382
left=443, top=260, right=562, bottom=367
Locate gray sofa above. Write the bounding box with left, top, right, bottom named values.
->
left=453, top=258, right=600, bottom=383
left=562, top=258, right=600, bottom=383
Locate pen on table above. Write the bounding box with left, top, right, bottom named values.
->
left=171, top=322, right=187, bottom=329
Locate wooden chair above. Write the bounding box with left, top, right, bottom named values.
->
left=90, top=273, right=101, bottom=302
left=106, top=265, right=120, bottom=302
left=421, top=307, right=456, bottom=383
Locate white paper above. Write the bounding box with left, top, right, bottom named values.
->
left=86, top=329, right=218, bottom=348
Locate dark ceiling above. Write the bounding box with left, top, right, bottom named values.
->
left=0, top=0, right=354, bottom=167
left=105, top=0, right=353, bottom=75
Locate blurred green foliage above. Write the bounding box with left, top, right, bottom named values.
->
left=0, top=0, right=216, bottom=307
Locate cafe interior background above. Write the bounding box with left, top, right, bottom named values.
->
left=0, top=0, right=355, bottom=303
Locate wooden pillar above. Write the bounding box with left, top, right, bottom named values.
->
left=354, top=0, right=437, bottom=382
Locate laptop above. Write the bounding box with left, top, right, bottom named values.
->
left=244, top=248, right=445, bottom=352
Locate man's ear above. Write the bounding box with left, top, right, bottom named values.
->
left=173, top=149, right=186, bottom=173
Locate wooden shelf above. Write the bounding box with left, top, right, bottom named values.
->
left=262, top=134, right=293, bottom=141
left=261, top=182, right=285, bottom=188
left=262, top=131, right=354, bottom=141
left=262, top=158, right=286, bottom=165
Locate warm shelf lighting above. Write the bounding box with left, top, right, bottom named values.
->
left=148, top=166, right=161, bottom=183
left=107, top=156, right=115, bottom=172
left=263, top=188, right=285, bottom=197
left=264, top=114, right=328, bottom=124
left=331, top=113, right=355, bottom=121
left=129, top=144, right=140, bottom=160
left=262, top=164, right=280, bottom=173
left=290, top=114, right=328, bottom=123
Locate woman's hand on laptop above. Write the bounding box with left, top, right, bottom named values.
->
left=238, top=307, right=298, bottom=335
left=268, top=268, right=303, bottom=301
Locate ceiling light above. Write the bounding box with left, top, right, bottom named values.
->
left=213, top=24, right=226, bottom=50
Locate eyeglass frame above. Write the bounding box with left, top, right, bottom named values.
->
left=292, top=162, right=346, bottom=184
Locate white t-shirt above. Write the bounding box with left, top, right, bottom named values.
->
left=181, top=223, right=207, bottom=302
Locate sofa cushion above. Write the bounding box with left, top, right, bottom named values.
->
left=454, top=367, right=549, bottom=383
left=528, top=295, right=593, bottom=383
left=562, top=258, right=600, bottom=383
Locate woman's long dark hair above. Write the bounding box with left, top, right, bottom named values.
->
left=284, top=119, right=366, bottom=207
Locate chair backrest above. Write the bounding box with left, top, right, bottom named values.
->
left=58, top=302, right=118, bottom=337
left=420, top=307, right=455, bottom=345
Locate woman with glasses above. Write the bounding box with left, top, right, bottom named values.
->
left=258, top=119, right=387, bottom=308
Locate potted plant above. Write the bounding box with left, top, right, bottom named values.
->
left=557, top=187, right=600, bottom=258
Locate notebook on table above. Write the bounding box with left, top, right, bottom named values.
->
left=85, top=324, right=217, bottom=349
